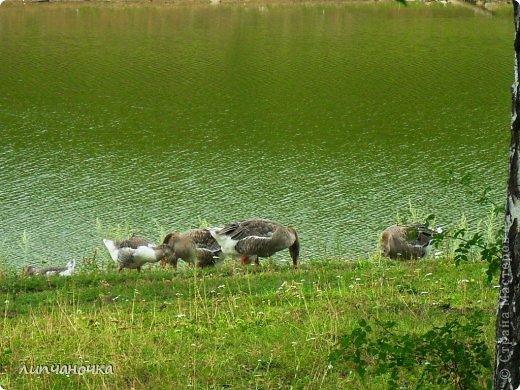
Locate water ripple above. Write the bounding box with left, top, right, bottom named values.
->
left=0, top=5, right=510, bottom=266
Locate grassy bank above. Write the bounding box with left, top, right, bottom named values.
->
left=0, top=258, right=497, bottom=389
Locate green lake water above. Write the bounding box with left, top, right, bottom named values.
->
left=0, top=3, right=513, bottom=266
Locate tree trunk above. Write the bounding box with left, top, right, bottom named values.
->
left=494, top=2, right=520, bottom=388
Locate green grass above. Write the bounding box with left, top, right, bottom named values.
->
left=0, top=258, right=497, bottom=389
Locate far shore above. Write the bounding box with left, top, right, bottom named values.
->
left=0, top=0, right=511, bottom=12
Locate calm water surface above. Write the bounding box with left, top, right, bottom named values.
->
left=0, top=4, right=513, bottom=266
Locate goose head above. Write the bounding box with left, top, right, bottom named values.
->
left=160, top=232, right=183, bottom=267
left=24, top=266, right=38, bottom=276
left=157, top=243, right=175, bottom=265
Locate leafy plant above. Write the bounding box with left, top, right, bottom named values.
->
left=431, top=167, right=504, bottom=282
left=330, top=313, right=492, bottom=389
left=432, top=205, right=503, bottom=283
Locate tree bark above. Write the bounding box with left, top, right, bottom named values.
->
left=494, top=2, right=520, bottom=388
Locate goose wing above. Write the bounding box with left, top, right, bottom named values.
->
left=118, top=237, right=155, bottom=249
left=408, top=223, right=435, bottom=247
left=235, top=235, right=274, bottom=257
left=219, top=219, right=282, bottom=240
left=186, top=229, right=221, bottom=252
left=40, top=265, right=69, bottom=276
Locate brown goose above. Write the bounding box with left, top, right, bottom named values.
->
left=103, top=237, right=173, bottom=272
left=161, top=228, right=224, bottom=268
left=24, top=260, right=76, bottom=276
left=379, top=223, right=441, bottom=260
left=209, top=219, right=300, bottom=267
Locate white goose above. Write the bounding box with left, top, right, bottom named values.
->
left=103, top=237, right=173, bottom=272
left=24, top=260, right=76, bottom=277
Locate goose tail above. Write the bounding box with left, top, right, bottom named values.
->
left=60, top=260, right=76, bottom=276
left=207, top=227, right=238, bottom=255
left=208, top=227, right=223, bottom=243
left=68, top=259, right=76, bottom=271
left=103, top=239, right=119, bottom=262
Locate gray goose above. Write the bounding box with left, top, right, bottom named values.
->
left=24, top=260, right=76, bottom=276
left=161, top=228, right=224, bottom=268
left=379, top=223, right=440, bottom=260
left=103, top=237, right=173, bottom=272
left=209, top=219, right=300, bottom=267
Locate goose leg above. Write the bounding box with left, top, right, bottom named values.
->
left=240, top=255, right=248, bottom=267
left=118, top=265, right=122, bottom=273
left=255, top=256, right=260, bottom=266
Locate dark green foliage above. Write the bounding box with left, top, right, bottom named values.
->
left=433, top=223, right=503, bottom=283
left=0, top=347, right=11, bottom=375
left=432, top=167, right=505, bottom=282
left=330, top=313, right=492, bottom=389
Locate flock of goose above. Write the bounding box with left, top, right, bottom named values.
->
left=23, top=218, right=441, bottom=276
left=104, top=218, right=300, bottom=272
